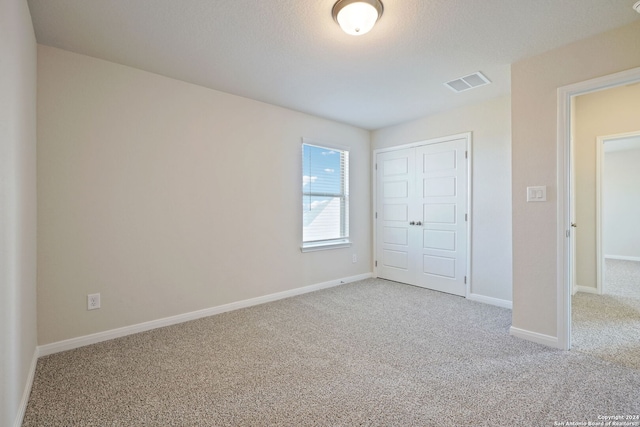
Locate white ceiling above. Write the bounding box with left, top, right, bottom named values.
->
left=27, top=0, right=640, bottom=130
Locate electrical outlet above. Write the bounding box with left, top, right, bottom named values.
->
left=352, top=254, right=357, bottom=263
left=87, top=293, right=101, bottom=310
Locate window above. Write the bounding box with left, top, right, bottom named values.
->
left=301, top=140, right=350, bottom=251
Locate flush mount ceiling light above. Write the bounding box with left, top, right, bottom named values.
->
left=332, top=0, right=384, bottom=36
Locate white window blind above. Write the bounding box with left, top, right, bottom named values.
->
left=302, top=140, right=350, bottom=251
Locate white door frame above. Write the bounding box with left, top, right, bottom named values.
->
left=596, top=131, right=640, bottom=295
left=570, top=96, right=577, bottom=297
left=372, top=132, right=472, bottom=297
left=557, top=66, right=640, bottom=351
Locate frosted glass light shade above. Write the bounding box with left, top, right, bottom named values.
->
left=332, top=0, right=383, bottom=36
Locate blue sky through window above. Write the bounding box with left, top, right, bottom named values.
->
left=302, top=145, right=342, bottom=198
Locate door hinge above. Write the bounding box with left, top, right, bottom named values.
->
left=375, top=163, right=378, bottom=170
left=464, top=276, right=467, bottom=284
left=465, top=213, right=468, bottom=222
left=465, top=150, right=468, bottom=159
left=375, top=260, right=378, bottom=267
left=375, top=212, right=378, bottom=219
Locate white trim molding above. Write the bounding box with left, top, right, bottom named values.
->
left=373, top=132, right=473, bottom=155
left=38, top=273, right=372, bottom=357
left=605, top=255, right=640, bottom=262
left=576, top=285, right=600, bottom=295
left=596, top=135, right=604, bottom=295
left=13, top=348, right=39, bottom=427
left=467, top=293, right=512, bottom=309
left=509, top=327, right=559, bottom=348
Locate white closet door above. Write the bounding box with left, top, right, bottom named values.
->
left=415, top=138, right=467, bottom=296
left=376, top=137, right=468, bottom=297
left=376, top=148, right=415, bottom=285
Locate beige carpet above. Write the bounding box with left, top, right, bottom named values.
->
left=572, top=259, right=640, bottom=369
left=24, top=279, right=640, bottom=426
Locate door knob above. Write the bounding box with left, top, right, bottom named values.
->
left=416, top=221, right=422, bottom=226
left=409, top=221, right=415, bottom=225
left=571, top=223, right=577, bottom=228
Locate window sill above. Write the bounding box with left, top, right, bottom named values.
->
left=301, top=240, right=352, bottom=252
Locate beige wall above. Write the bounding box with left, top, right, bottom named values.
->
left=574, top=84, right=640, bottom=289
left=511, top=20, right=640, bottom=338
left=0, top=0, right=38, bottom=425
left=372, top=95, right=513, bottom=303
left=37, top=45, right=371, bottom=345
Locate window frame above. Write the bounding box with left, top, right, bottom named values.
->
left=301, top=138, right=351, bottom=252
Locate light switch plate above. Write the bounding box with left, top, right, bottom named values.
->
left=527, top=186, right=547, bottom=202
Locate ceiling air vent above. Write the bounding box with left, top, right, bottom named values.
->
left=445, top=72, right=491, bottom=93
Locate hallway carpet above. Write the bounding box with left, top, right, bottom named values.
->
left=572, top=259, right=640, bottom=370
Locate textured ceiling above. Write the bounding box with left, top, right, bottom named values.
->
left=27, top=0, right=640, bottom=130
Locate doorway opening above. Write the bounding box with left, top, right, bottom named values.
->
left=595, top=132, right=640, bottom=295
left=571, top=94, right=640, bottom=367
left=558, top=66, right=640, bottom=352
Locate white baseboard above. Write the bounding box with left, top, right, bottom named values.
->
left=38, top=273, right=372, bottom=357
left=467, top=293, right=512, bottom=309
left=13, top=347, right=39, bottom=427
left=509, top=326, right=559, bottom=348
left=576, top=285, right=600, bottom=295
left=605, top=255, right=640, bottom=262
